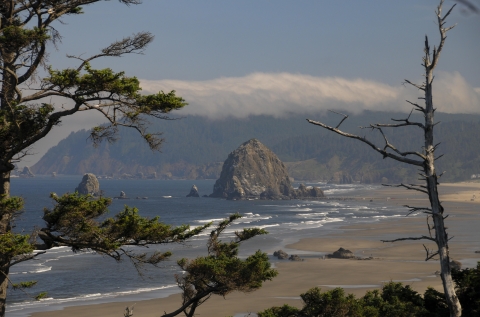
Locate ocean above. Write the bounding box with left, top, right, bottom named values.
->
left=7, top=176, right=408, bottom=316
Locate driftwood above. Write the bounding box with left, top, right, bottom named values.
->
left=307, top=1, right=461, bottom=316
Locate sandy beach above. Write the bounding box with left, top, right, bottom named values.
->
left=29, top=182, right=480, bottom=317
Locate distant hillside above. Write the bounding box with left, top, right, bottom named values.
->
left=31, top=111, right=480, bottom=182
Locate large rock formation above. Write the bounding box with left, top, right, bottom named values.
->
left=19, top=166, right=35, bottom=178
left=326, top=247, right=356, bottom=259
left=75, top=173, right=100, bottom=196
left=294, top=184, right=324, bottom=198
left=273, top=250, right=289, bottom=259
left=210, top=139, right=324, bottom=200
left=186, top=185, right=200, bottom=197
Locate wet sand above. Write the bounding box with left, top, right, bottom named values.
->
left=29, top=182, right=480, bottom=317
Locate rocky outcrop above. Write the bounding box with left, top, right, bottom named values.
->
left=326, top=247, right=356, bottom=259
left=294, top=184, right=324, bottom=199
left=273, top=250, right=289, bottom=259
left=19, top=166, right=35, bottom=178
left=210, top=139, right=294, bottom=200
left=210, top=139, right=324, bottom=200
left=75, top=173, right=100, bottom=196
left=186, top=185, right=200, bottom=197
left=327, top=172, right=353, bottom=184
left=114, top=191, right=129, bottom=199
left=289, top=254, right=304, bottom=261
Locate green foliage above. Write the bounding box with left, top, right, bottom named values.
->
left=363, top=283, right=427, bottom=317
left=258, top=304, right=300, bottom=317
left=135, top=90, right=188, bottom=114
left=11, top=281, right=37, bottom=290
left=301, top=287, right=363, bottom=317
left=66, top=6, right=84, bottom=14
left=259, top=282, right=432, bottom=317
left=0, top=195, right=24, bottom=218
left=45, top=63, right=140, bottom=97
left=0, top=26, right=49, bottom=52
left=423, top=287, right=449, bottom=317
left=0, top=195, right=33, bottom=259
left=0, top=233, right=34, bottom=258
left=452, top=261, right=480, bottom=316
left=34, top=292, right=47, bottom=301
left=41, top=192, right=209, bottom=265
left=169, top=213, right=277, bottom=316
left=43, top=192, right=112, bottom=251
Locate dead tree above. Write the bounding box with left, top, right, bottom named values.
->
left=307, top=1, right=461, bottom=316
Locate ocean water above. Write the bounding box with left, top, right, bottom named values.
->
left=7, top=176, right=407, bottom=316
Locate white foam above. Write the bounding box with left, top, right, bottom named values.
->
left=255, top=224, right=280, bottom=229
left=195, top=218, right=225, bottom=223
left=6, top=284, right=178, bottom=311
left=297, top=212, right=328, bottom=217
left=380, top=278, right=422, bottom=282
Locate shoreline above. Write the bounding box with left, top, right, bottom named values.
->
left=27, top=182, right=480, bottom=317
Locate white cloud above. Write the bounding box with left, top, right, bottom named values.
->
left=140, top=72, right=480, bottom=119
left=19, top=71, right=480, bottom=167
left=434, top=71, right=480, bottom=114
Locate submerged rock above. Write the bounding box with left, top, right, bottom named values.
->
left=75, top=173, right=100, bottom=196
left=210, top=139, right=323, bottom=200
left=186, top=185, right=200, bottom=197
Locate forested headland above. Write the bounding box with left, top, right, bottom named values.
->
left=31, top=111, right=480, bottom=183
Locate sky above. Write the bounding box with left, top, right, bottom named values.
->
left=19, top=0, right=480, bottom=167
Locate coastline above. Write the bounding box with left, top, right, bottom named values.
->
left=28, top=182, right=480, bottom=317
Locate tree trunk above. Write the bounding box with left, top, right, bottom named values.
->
left=424, top=67, right=462, bottom=317
left=0, top=171, right=10, bottom=198
left=0, top=170, right=12, bottom=317
left=0, top=264, right=9, bottom=317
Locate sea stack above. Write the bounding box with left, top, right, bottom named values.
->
left=75, top=173, right=100, bottom=196
left=210, top=139, right=324, bottom=200
left=19, top=166, right=35, bottom=178
left=186, top=185, right=200, bottom=197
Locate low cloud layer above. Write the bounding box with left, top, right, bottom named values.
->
left=141, top=72, right=480, bottom=119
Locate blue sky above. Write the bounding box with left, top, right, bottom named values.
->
left=21, top=0, right=480, bottom=166
left=51, top=1, right=480, bottom=84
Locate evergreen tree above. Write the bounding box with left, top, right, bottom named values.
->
left=0, top=1, right=186, bottom=315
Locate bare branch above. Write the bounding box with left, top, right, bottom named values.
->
left=423, top=244, right=440, bottom=261
left=403, top=205, right=433, bottom=216
left=328, top=110, right=349, bottom=129
left=404, top=79, right=425, bottom=91
left=71, top=32, right=154, bottom=71
left=306, top=119, right=424, bottom=166
left=406, top=100, right=425, bottom=113
left=382, top=183, right=429, bottom=195
left=10, top=251, right=47, bottom=267
left=382, top=236, right=436, bottom=243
